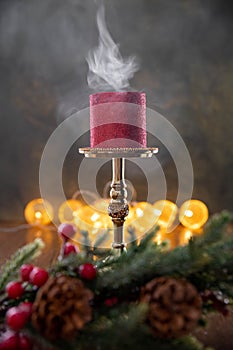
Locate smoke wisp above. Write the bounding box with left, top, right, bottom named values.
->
left=86, top=4, right=139, bottom=91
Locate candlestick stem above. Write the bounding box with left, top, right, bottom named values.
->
left=79, top=147, right=158, bottom=253
left=108, top=158, right=129, bottom=253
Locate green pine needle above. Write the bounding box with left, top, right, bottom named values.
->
left=0, top=238, right=44, bottom=290
left=201, top=210, right=233, bottom=244
left=93, top=230, right=110, bottom=248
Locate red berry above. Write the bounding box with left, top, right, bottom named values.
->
left=104, top=296, right=118, bottom=307
left=6, top=307, right=28, bottom=331
left=18, top=334, right=32, bottom=350
left=6, top=282, right=24, bottom=299
left=58, top=223, right=76, bottom=241
left=29, top=267, right=48, bottom=287
left=63, top=242, right=79, bottom=256
left=20, top=265, right=34, bottom=282
left=79, top=263, right=97, bottom=280
left=19, top=302, right=33, bottom=319
left=0, top=330, right=18, bottom=350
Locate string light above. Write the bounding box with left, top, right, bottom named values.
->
left=125, top=202, right=158, bottom=236
left=153, top=200, right=178, bottom=230
left=73, top=204, right=112, bottom=234
left=58, top=199, right=83, bottom=223
left=24, top=198, right=54, bottom=225
left=179, top=199, right=209, bottom=230
left=35, top=211, right=42, bottom=220
left=20, top=196, right=209, bottom=250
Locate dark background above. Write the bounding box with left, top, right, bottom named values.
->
left=0, top=0, right=233, bottom=221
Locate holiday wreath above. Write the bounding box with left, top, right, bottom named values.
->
left=0, top=210, right=233, bottom=350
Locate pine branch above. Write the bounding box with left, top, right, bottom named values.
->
left=0, top=238, right=44, bottom=290
left=55, top=303, right=208, bottom=350
left=80, top=230, right=92, bottom=256
left=199, top=210, right=233, bottom=244
left=127, top=226, right=138, bottom=245
left=96, top=238, right=163, bottom=293
left=22, top=291, right=214, bottom=350
left=93, top=230, right=110, bottom=248
left=52, top=251, right=92, bottom=276
left=138, top=226, right=159, bottom=249
left=2, top=212, right=230, bottom=350
left=95, top=211, right=233, bottom=296
left=92, top=231, right=112, bottom=260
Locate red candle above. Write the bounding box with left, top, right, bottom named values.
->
left=90, top=92, right=146, bottom=148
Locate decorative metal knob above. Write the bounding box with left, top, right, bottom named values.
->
left=108, top=158, right=128, bottom=252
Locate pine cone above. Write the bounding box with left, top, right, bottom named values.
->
left=31, top=275, right=93, bottom=340
left=141, top=277, right=202, bottom=338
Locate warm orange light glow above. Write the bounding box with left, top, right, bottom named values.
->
left=24, top=198, right=54, bottom=225
left=73, top=204, right=112, bottom=234
left=128, top=202, right=158, bottom=234
left=155, top=231, right=163, bottom=245
left=179, top=200, right=209, bottom=230
left=153, top=200, right=178, bottom=230
left=58, top=196, right=208, bottom=248
left=35, top=211, right=42, bottom=220
left=179, top=228, right=193, bottom=245
left=58, top=199, right=83, bottom=223
left=72, top=200, right=112, bottom=248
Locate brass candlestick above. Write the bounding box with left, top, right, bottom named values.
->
left=79, top=148, right=158, bottom=253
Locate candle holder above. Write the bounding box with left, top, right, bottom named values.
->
left=79, top=147, right=158, bottom=254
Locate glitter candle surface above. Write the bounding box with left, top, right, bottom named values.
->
left=90, top=92, right=146, bottom=148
